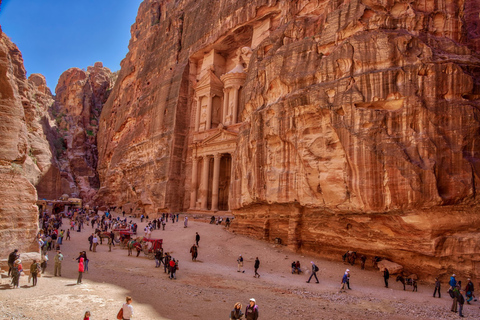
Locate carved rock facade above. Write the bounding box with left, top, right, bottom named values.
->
left=97, top=0, right=480, bottom=280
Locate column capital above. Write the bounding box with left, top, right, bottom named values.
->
left=232, top=85, right=241, bottom=90
left=214, top=153, right=222, bottom=160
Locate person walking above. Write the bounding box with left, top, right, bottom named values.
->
left=457, top=287, right=465, bottom=317
left=230, top=302, right=244, bottom=320
left=54, top=250, right=64, bottom=276
left=306, top=261, right=319, bottom=283
left=92, top=235, right=98, bottom=252
left=245, top=298, right=259, bottom=320
left=340, top=271, right=348, bottom=292
left=383, top=268, right=390, bottom=288
left=7, top=249, right=19, bottom=277
left=88, top=234, right=94, bottom=251
left=465, top=279, right=474, bottom=304
left=254, top=257, right=260, bottom=278
left=77, top=257, right=84, bottom=284
left=190, top=244, right=198, bottom=261
left=195, top=232, right=200, bottom=246
left=122, top=296, right=134, bottom=320
left=433, top=277, right=441, bottom=298
left=30, top=259, right=40, bottom=286
left=237, top=255, right=244, bottom=273
left=345, top=269, right=351, bottom=289
left=184, top=216, right=188, bottom=228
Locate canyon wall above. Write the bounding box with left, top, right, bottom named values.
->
left=0, top=28, right=48, bottom=256
left=53, top=63, right=116, bottom=203
left=96, top=0, right=480, bottom=280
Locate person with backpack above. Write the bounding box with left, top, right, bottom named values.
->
left=245, top=298, right=259, bottom=320
left=30, top=259, right=40, bottom=286
left=306, top=261, right=319, bottom=283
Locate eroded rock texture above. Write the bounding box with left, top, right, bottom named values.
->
left=97, top=0, right=480, bottom=280
left=0, top=28, right=44, bottom=256
left=53, top=63, right=116, bottom=203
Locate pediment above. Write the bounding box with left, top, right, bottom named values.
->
left=200, top=128, right=238, bottom=146
left=196, top=70, right=224, bottom=92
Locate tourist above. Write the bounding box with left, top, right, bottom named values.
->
left=176, top=213, right=179, bottom=222
left=30, top=259, right=40, bottom=286
left=184, top=216, right=188, bottom=228
left=433, top=277, right=441, bottom=298
left=237, top=255, right=244, bottom=273
left=122, top=296, right=134, bottom=320
left=245, top=298, right=259, bottom=320
left=164, top=253, right=171, bottom=273
left=195, top=232, right=200, bottom=246
left=383, top=268, right=390, bottom=288
left=449, top=274, right=457, bottom=289
left=41, top=252, right=48, bottom=273
left=169, top=258, right=177, bottom=279
left=77, top=257, right=84, bottom=284
left=254, top=257, right=260, bottom=278
left=58, top=230, right=64, bottom=245
left=291, top=261, right=297, bottom=274
left=360, top=255, right=366, bottom=270
left=295, top=261, right=301, bottom=274
left=465, top=279, right=474, bottom=304
left=11, top=259, right=22, bottom=288
left=66, top=229, right=71, bottom=240
left=345, top=269, right=351, bottom=289
left=306, top=261, right=319, bottom=283
left=457, top=287, right=465, bottom=317
left=190, top=244, right=198, bottom=261
left=92, top=235, right=98, bottom=252
left=54, top=250, right=64, bottom=276
left=340, top=270, right=348, bottom=292
left=7, top=249, right=19, bottom=277
left=230, top=302, right=244, bottom=320
left=88, top=233, right=94, bottom=251
left=154, top=249, right=163, bottom=268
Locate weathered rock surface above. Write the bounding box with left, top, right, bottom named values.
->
left=53, top=63, right=116, bottom=203
left=0, top=28, right=42, bottom=257
left=95, top=0, right=480, bottom=281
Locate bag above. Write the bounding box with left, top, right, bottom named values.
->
left=314, top=265, right=319, bottom=272
left=448, top=289, right=455, bottom=298
left=116, top=307, right=123, bottom=320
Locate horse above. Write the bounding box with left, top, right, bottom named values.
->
left=95, top=229, right=111, bottom=245
left=396, top=275, right=418, bottom=292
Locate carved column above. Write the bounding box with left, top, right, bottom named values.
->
left=195, top=97, right=201, bottom=132
left=232, top=85, right=240, bottom=124
left=206, top=94, right=214, bottom=130
left=222, top=88, right=229, bottom=124
left=200, top=155, right=210, bottom=210
left=211, top=153, right=222, bottom=211
left=190, top=157, right=199, bottom=209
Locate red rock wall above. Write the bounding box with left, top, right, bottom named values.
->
left=96, top=0, right=480, bottom=280
left=0, top=29, right=41, bottom=256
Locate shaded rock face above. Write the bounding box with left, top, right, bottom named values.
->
left=97, top=0, right=480, bottom=280
left=0, top=28, right=43, bottom=256
left=53, top=63, right=116, bottom=203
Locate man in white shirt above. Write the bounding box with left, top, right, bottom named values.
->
left=92, top=235, right=98, bottom=252
left=122, top=296, right=134, bottom=320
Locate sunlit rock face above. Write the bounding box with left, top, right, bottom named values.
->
left=53, top=63, right=116, bottom=203
left=0, top=28, right=45, bottom=256
left=97, top=0, right=480, bottom=280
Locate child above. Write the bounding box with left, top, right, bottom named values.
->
left=83, top=311, right=90, bottom=320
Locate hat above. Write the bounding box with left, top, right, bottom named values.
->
left=250, top=298, right=256, bottom=303
left=311, top=261, right=314, bottom=264
left=346, top=269, right=350, bottom=272
left=453, top=274, right=456, bottom=277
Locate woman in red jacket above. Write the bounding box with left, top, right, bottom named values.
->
left=77, top=257, right=84, bottom=284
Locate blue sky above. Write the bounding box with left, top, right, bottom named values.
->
left=0, top=0, right=143, bottom=90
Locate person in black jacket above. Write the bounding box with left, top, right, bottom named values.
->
left=254, top=257, right=260, bottom=278
left=433, top=277, right=441, bottom=298
left=383, top=268, right=390, bottom=288
left=7, top=249, right=19, bottom=277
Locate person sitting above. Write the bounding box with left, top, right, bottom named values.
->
left=291, top=261, right=297, bottom=274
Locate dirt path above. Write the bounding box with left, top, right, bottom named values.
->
left=1, top=214, right=479, bottom=320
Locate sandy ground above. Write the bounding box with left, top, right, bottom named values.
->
left=1, top=213, right=480, bottom=320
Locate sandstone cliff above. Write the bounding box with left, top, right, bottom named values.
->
left=0, top=28, right=44, bottom=256
left=53, top=63, right=116, bottom=203
left=96, top=0, right=480, bottom=281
